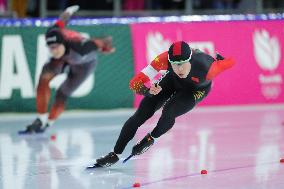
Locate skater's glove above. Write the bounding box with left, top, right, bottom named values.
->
left=137, top=85, right=153, bottom=97
left=216, top=53, right=225, bottom=61
left=149, top=84, right=162, bottom=95
left=94, top=36, right=116, bottom=54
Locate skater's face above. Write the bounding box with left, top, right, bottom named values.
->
left=171, top=62, right=191, bottom=78
left=48, top=43, right=66, bottom=59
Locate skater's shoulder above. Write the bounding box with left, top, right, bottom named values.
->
left=192, top=49, right=213, bottom=58
left=191, top=49, right=215, bottom=64
left=152, top=51, right=168, bottom=62
left=150, top=51, right=169, bottom=70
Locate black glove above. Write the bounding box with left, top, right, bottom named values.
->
left=138, top=85, right=153, bottom=97
left=216, top=53, right=224, bottom=60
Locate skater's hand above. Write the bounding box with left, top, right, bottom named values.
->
left=149, top=84, right=162, bottom=95
left=94, top=36, right=116, bottom=54
left=216, top=53, right=224, bottom=60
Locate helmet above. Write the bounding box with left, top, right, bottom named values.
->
left=168, top=41, right=192, bottom=65
left=45, top=29, right=65, bottom=46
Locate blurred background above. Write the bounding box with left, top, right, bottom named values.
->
left=0, top=1, right=283, bottom=112
left=0, top=0, right=284, bottom=18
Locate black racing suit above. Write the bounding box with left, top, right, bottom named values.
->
left=113, top=50, right=219, bottom=154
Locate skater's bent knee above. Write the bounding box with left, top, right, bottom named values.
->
left=55, top=89, right=69, bottom=102
left=40, top=72, right=54, bottom=81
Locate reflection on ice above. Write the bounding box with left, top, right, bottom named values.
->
left=0, top=107, right=283, bottom=189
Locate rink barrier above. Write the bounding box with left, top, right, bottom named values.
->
left=0, top=13, right=284, bottom=27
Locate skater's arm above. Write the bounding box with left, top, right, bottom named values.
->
left=129, top=51, right=168, bottom=95
left=129, top=72, right=151, bottom=95
left=67, top=39, right=98, bottom=55
left=48, top=5, right=80, bottom=30
left=206, top=57, right=235, bottom=80
left=53, top=20, right=66, bottom=29
left=67, top=36, right=115, bottom=55
left=91, top=37, right=115, bottom=54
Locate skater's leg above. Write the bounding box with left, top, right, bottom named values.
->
left=94, top=94, right=169, bottom=167
left=36, top=70, right=56, bottom=114
left=19, top=60, right=64, bottom=133
left=93, top=74, right=174, bottom=167
left=113, top=95, right=166, bottom=154
left=128, top=87, right=211, bottom=155
left=113, top=73, right=176, bottom=154
left=47, top=90, right=67, bottom=126
left=151, top=87, right=211, bottom=138
left=113, top=72, right=175, bottom=154
left=36, top=60, right=65, bottom=123
left=47, top=62, right=95, bottom=126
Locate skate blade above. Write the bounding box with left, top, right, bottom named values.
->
left=86, top=163, right=102, bottom=170
left=18, top=129, right=45, bottom=135
left=18, top=130, right=34, bottom=135
left=123, top=155, right=133, bottom=163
